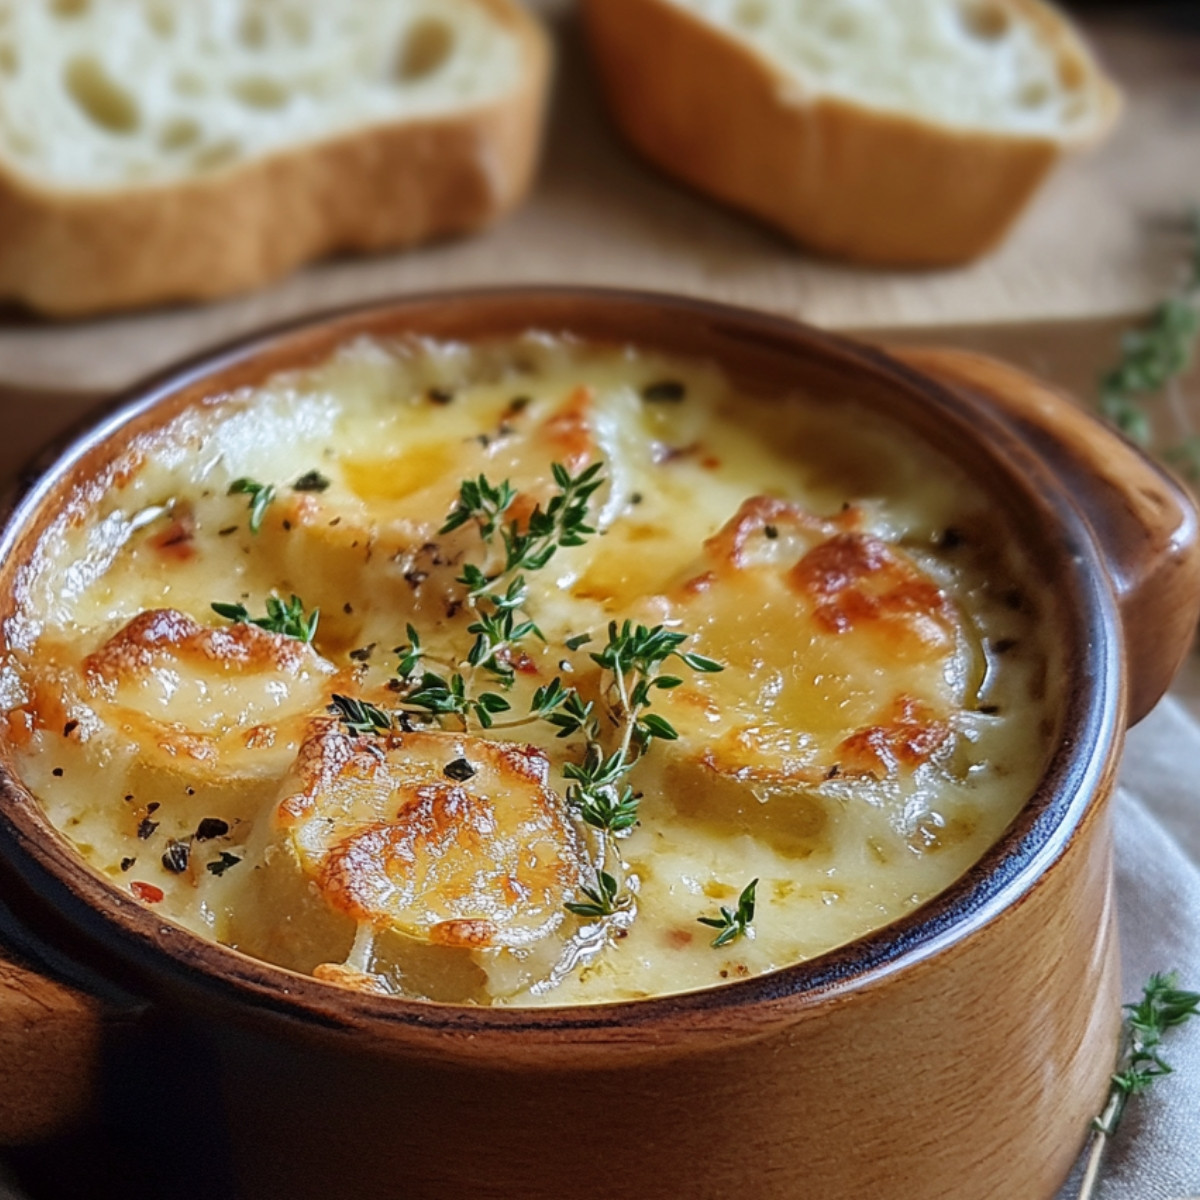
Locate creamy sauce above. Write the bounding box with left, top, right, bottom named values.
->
left=0, top=336, right=1057, bottom=1006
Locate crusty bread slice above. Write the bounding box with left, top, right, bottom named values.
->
left=583, top=0, right=1119, bottom=266
left=0, top=0, right=549, bottom=316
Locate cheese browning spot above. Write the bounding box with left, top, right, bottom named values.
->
left=279, top=724, right=585, bottom=950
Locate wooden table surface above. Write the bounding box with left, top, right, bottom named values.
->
left=0, top=3, right=1198, bottom=397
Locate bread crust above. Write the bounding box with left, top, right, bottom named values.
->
left=582, top=0, right=1120, bottom=266
left=0, top=0, right=550, bottom=317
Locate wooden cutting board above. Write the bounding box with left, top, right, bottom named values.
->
left=0, top=5, right=1198, bottom=395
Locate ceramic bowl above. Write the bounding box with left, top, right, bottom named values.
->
left=1, top=290, right=1197, bottom=1200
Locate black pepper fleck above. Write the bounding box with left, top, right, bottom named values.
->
left=764, top=525, right=779, bottom=540
left=218, top=525, right=239, bottom=537
left=63, top=720, right=79, bottom=737
left=137, top=818, right=159, bottom=840
left=195, top=818, right=230, bottom=841
left=443, top=758, right=477, bottom=783
left=119, top=857, right=135, bottom=872
left=642, top=380, right=686, bottom=403
left=161, top=840, right=191, bottom=874
left=52, top=766, right=63, bottom=777
left=343, top=603, right=354, bottom=615
left=428, top=387, right=455, bottom=406
left=292, top=470, right=331, bottom=493
left=992, top=638, right=1018, bottom=655
left=939, top=527, right=965, bottom=550
left=349, top=644, right=376, bottom=663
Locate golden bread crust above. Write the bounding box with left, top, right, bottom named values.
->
left=582, top=0, right=1120, bottom=266
left=0, top=0, right=550, bottom=317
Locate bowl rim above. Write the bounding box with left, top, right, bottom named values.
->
left=0, top=286, right=1123, bottom=1053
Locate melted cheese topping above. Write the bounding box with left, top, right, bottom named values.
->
left=0, top=336, right=1057, bottom=1006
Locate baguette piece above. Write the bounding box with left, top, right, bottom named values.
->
left=0, top=0, right=549, bottom=317
left=582, top=0, right=1119, bottom=266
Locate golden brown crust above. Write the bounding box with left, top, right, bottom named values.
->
left=0, top=0, right=550, bottom=317
left=278, top=722, right=586, bottom=950
left=582, top=0, right=1120, bottom=266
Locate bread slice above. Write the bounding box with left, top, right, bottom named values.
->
left=582, top=0, right=1119, bottom=266
left=0, top=0, right=549, bottom=316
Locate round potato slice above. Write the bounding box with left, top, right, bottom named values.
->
left=276, top=721, right=586, bottom=950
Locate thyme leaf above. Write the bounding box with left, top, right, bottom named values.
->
left=564, top=870, right=626, bottom=919
left=228, top=477, right=276, bottom=534
left=697, top=878, right=758, bottom=948
left=328, top=694, right=395, bottom=737
left=212, top=594, right=319, bottom=643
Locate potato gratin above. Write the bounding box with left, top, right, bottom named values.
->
left=0, top=336, right=1057, bottom=1005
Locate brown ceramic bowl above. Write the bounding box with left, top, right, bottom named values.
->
left=0, top=290, right=1197, bottom=1200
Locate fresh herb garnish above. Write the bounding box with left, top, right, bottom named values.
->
left=228, top=477, right=276, bottom=534
left=564, top=870, right=626, bottom=919
left=1076, top=971, right=1200, bottom=1200
left=1098, top=207, right=1200, bottom=459
left=697, top=878, right=758, bottom=948
left=292, top=469, right=331, bottom=493
left=328, top=694, right=395, bottom=737
left=206, top=852, right=242, bottom=877
left=395, top=464, right=605, bottom=730
left=212, top=594, right=319, bottom=643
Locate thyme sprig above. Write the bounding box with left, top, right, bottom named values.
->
left=328, top=694, right=395, bottom=737
left=1098, top=208, right=1200, bottom=457
left=394, top=464, right=605, bottom=731
left=228, top=477, right=276, bottom=535
left=548, top=621, right=723, bottom=840
left=697, top=878, right=758, bottom=948
left=564, top=870, right=627, bottom=919
left=212, top=594, right=319, bottom=643
left=441, top=461, right=605, bottom=593
left=1076, top=971, right=1200, bottom=1200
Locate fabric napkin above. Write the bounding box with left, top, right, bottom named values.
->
left=1056, top=656, right=1200, bottom=1200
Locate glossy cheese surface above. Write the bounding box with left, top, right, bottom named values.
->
left=0, top=336, right=1057, bottom=1006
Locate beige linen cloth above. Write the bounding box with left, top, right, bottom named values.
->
left=1054, top=654, right=1200, bottom=1200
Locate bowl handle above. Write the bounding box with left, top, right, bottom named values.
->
left=0, top=891, right=121, bottom=1145
left=891, top=346, right=1200, bottom=724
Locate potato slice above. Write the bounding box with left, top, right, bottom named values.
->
left=275, top=721, right=586, bottom=950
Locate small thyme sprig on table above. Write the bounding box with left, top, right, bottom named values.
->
left=228, top=477, right=276, bottom=534
left=212, top=594, right=319, bottom=643
left=1098, top=207, right=1200, bottom=457
left=697, top=878, right=758, bottom=948
left=1075, top=971, right=1200, bottom=1200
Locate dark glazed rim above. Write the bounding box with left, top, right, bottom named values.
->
left=0, top=288, right=1122, bottom=1060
